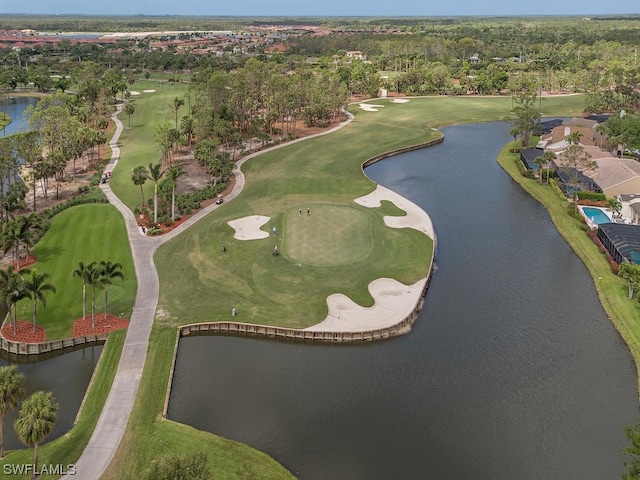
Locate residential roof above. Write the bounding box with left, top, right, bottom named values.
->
left=566, top=117, right=599, bottom=129
left=620, top=193, right=640, bottom=202
left=520, top=148, right=544, bottom=170
left=598, top=223, right=640, bottom=264
left=542, top=125, right=600, bottom=148
left=555, top=167, right=601, bottom=192
left=539, top=119, right=563, bottom=134
left=587, top=157, right=640, bottom=191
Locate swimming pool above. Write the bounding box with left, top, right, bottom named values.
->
left=580, top=206, right=611, bottom=225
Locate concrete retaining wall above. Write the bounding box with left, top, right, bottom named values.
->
left=0, top=333, right=108, bottom=356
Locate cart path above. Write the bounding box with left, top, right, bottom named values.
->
left=66, top=107, right=354, bottom=479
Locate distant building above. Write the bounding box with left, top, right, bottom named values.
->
left=346, top=50, right=366, bottom=60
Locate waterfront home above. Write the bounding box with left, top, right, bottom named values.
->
left=597, top=222, right=640, bottom=264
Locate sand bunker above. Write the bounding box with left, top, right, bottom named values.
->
left=129, top=91, right=141, bottom=96
left=143, top=89, right=156, bottom=93
left=359, top=103, right=385, bottom=112
left=305, top=277, right=427, bottom=332
left=305, top=185, right=435, bottom=332
left=392, top=98, right=410, bottom=103
left=227, top=215, right=270, bottom=240
left=355, top=184, right=434, bottom=238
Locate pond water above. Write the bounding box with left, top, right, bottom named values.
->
left=169, top=122, right=639, bottom=480
left=1, top=96, right=37, bottom=137
left=0, top=344, right=103, bottom=451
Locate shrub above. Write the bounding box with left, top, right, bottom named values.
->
left=42, top=190, right=109, bottom=220
left=577, top=191, right=606, bottom=202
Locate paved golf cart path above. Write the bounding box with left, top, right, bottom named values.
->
left=66, top=106, right=356, bottom=479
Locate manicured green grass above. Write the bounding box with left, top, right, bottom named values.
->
left=101, top=326, right=296, bottom=480
left=154, top=95, right=585, bottom=329
left=284, top=204, right=373, bottom=266
left=109, top=80, right=189, bottom=212
left=0, top=330, right=125, bottom=480
left=14, top=204, right=136, bottom=340
left=498, top=143, right=640, bottom=393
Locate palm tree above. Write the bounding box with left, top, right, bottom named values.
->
left=22, top=269, right=56, bottom=333
left=14, top=391, right=58, bottom=480
left=619, top=263, right=640, bottom=299
left=171, top=97, right=184, bottom=129
left=18, top=213, right=40, bottom=264
left=72, top=261, right=93, bottom=322
left=148, top=162, right=163, bottom=223
left=533, top=155, right=546, bottom=184
left=566, top=130, right=583, bottom=146
left=99, top=261, right=123, bottom=318
left=131, top=165, right=148, bottom=209
left=541, top=150, right=557, bottom=185
left=0, top=365, right=24, bottom=459
left=84, top=262, right=104, bottom=328
left=607, top=197, right=622, bottom=217
left=0, top=266, right=27, bottom=335
left=165, top=165, right=186, bottom=221
left=124, top=102, right=135, bottom=129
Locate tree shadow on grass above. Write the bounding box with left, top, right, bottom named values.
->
left=33, top=245, right=63, bottom=263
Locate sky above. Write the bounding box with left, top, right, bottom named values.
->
left=1, top=0, right=638, bottom=17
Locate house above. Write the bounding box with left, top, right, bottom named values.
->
left=520, top=148, right=544, bottom=170
left=555, top=167, right=602, bottom=196
left=586, top=157, right=640, bottom=197
left=597, top=223, right=640, bottom=264
left=346, top=50, right=366, bottom=60
left=617, top=194, right=640, bottom=224
left=537, top=124, right=604, bottom=151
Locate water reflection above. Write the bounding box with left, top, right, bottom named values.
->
left=1, top=96, right=37, bottom=137
left=0, top=344, right=103, bottom=451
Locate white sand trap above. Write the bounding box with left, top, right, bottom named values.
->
left=305, top=277, right=427, bottom=332
left=355, top=184, right=435, bottom=239
left=306, top=186, right=435, bottom=332
left=392, top=98, right=410, bottom=103
left=129, top=90, right=141, bottom=95
left=227, top=215, right=270, bottom=240
left=142, top=89, right=156, bottom=93
left=359, top=103, right=385, bottom=112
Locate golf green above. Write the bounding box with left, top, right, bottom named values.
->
left=283, top=204, right=372, bottom=266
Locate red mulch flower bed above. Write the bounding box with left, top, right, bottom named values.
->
left=72, top=313, right=129, bottom=337
left=2, top=320, right=46, bottom=343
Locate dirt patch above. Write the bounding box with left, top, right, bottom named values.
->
left=2, top=320, right=46, bottom=343
left=72, top=313, right=129, bottom=337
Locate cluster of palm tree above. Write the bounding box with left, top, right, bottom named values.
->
left=131, top=163, right=187, bottom=224
left=0, top=365, right=57, bottom=479
left=0, top=266, right=55, bottom=335
left=1, top=213, right=44, bottom=268
left=73, top=260, right=124, bottom=328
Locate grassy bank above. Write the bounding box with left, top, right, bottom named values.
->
left=497, top=143, right=640, bottom=394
